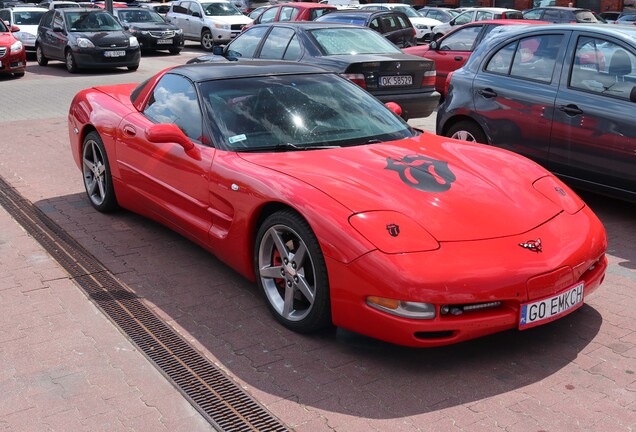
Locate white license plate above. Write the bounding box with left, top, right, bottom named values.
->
left=519, top=282, right=584, bottom=330
left=157, top=39, right=172, bottom=44
left=104, top=50, right=126, bottom=57
left=380, top=75, right=413, bottom=86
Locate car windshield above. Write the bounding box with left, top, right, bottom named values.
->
left=199, top=74, right=414, bottom=152
left=67, top=10, right=123, bottom=31
left=117, top=9, right=165, bottom=23
left=309, top=28, right=402, bottom=55
left=316, top=15, right=367, bottom=26
left=0, top=19, right=7, bottom=32
left=203, top=2, right=242, bottom=16
left=13, top=10, right=46, bottom=25
left=392, top=6, right=419, bottom=17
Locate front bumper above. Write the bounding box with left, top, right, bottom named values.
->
left=374, top=89, right=440, bottom=120
left=0, top=49, right=26, bottom=74
left=327, top=206, right=607, bottom=347
left=136, top=33, right=185, bottom=51
left=72, top=47, right=141, bottom=69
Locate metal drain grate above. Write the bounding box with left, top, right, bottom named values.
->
left=0, top=176, right=289, bottom=432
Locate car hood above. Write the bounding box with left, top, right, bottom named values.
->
left=239, top=134, right=562, bottom=241
left=0, top=32, right=18, bottom=46
left=70, top=30, right=131, bottom=45
left=409, top=16, right=442, bottom=26
left=14, top=25, right=39, bottom=36
left=125, top=22, right=179, bottom=31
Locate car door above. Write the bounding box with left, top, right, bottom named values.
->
left=426, top=23, right=484, bottom=93
left=188, top=1, right=204, bottom=39
left=550, top=32, right=636, bottom=193
left=470, top=31, right=569, bottom=167
left=48, top=10, right=68, bottom=60
left=166, top=1, right=190, bottom=37
left=117, top=73, right=214, bottom=243
left=224, top=25, right=269, bottom=58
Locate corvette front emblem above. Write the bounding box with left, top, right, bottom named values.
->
left=519, top=239, right=542, bottom=253
left=386, top=223, right=400, bottom=237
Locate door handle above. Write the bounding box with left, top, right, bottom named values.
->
left=454, top=56, right=463, bottom=61
left=478, top=88, right=497, bottom=98
left=558, top=104, right=583, bottom=116
left=123, top=125, right=136, bottom=137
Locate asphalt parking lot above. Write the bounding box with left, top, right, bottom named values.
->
left=0, top=44, right=635, bottom=431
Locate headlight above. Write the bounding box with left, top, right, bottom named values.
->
left=349, top=211, right=439, bottom=253
left=139, top=30, right=149, bottom=35
left=129, top=36, right=139, bottom=48
left=76, top=38, right=95, bottom=48
left=175, top=28, right=183, bottom=34
left=213, top=23, right=230, bottom=30
left=367, top=296, right=436, bottom=319
left=10, top=40, right=23, bottom=52
left=18, top=32, right=36, bottom=41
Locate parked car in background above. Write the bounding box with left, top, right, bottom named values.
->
left=417, top=6, right=459, bottom=23
left=113, top=7, right=184, bottom=53
left=188, top=22, right=439, bottom=119
left=36, top=8, right=140, bottom=72
left=0, top=18, right=26, bottom=77
left=358, top=3, right=441, bottom=42
left=40, top=1, right=80, bottom=9
left=245, top=2, right=335, bottom=31
left=523, top=7, right=598, bottom=23
left=437, top=24, right=636, bottom=201
left=246, top=4, right=267, bottom=19
left=599, top=11, right=620, bottom=23
left=165, top=0, right=252, bottom=50
left=140, top=2, right=173, bottom=16
left=318, top=0, right=359, bottom=9
left=431, top=7, right=522, bottom=40
left=232, top=0, right=274, bottom=14
left=615, top=13, right=636, bottom=25
left=315, top=9, right=416, bottom=47
left=0, top=6, right=47, bottom=51
left=404, top=19, right=548, bottom=96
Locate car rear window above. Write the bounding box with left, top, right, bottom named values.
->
left=309, top=27, right=402, bottom=54
left=317, top=15, right=366, bottom=26
left=502, top=11, right=523, bottom=19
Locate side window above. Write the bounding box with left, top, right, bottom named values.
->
left=486, top=35, right=562, bottom=83
left=188, top=2, right=201, bottom=16
left=543, top=9, right=561, bottom=22
left=570, top=36, right=636, bottom=99
left=396, top=15, right=409, bottom=29
left=309, top=8, right=330, bottom=20
left=381, top=15, right=399, bottom=32
left=144, top=74, right=203, bottom=142
left=172, top=2, right=188, bottom=14
left=279, top=7, right=298, bottom=21
left=41, top=10, right=54, bottom=28
left=439, top=25, right=482, bottom=51
left=259, top=27, right=295, bottom=59
left=225, top=26, right=268, bottom=57
left=523, top=9, right=543, bottom=20
left=369, top=18, right=380, bottom=31
left=283, top=33, right=301, bottom=60
left=0, top=11, right=10, bottom=24
left=475, top=11, right=492, bottom=21
left=53, top=12, right=64, bottom=29
left=259, top=7, right=277, bottom=23
left=454, top=11, right=473, bottom=25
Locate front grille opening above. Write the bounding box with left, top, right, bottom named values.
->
left=414, top=331, right=455, bottom=340
left=440, top=301, right=503, bottom=317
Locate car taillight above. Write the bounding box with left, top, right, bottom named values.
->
left=569, top=20, right=577, bottom=23
left=341, top=73, right=366, bottom=89
left=421, top=70, right=435, bottom=87
left=444, top=71, right=454, bottom=96
left=412, top=28, right=416, bottom=37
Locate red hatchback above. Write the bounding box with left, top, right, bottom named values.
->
left=404, top=20, right=547, bottom=96
left=0, top=19, right=26, bottom=78
left=244, top=2, right=336, bottom=31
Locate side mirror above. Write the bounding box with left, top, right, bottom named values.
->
left=146, top=123, right=194, bottom=151
left=212, top=45, right=224, bottom=55
left=429, top=40, right=438, bottom=50
left=631, top=86, right=636, bottom=103
left=192, top=11, right=201, bottom=18
left=11, top=24, right=20, bottom=32
left=449, top=18, right=455, bottom=26
left=384, top=102, right=403, bottom=117
left=53, top=25, right=64, bottom=32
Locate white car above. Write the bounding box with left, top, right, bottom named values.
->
left=165, top=0, right=252, bottom=50
left=0, top=6, right=48, bottom=51
left=431, top=7, right=523, bottom=40
left=359, top=3, right=441, bottom=41
left=140, top=2, right=173, bottom=16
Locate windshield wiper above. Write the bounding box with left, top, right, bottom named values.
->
left=240, top=142, right=340, bottom=152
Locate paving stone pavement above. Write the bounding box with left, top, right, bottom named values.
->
left=0, top=45, right=634, bottom=431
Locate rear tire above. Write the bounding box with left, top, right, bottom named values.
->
left=201, top=29, right=214, bottom=51
left=446, top=120, right=488, bottom=144
left=36, top=44, right=48, bottom=66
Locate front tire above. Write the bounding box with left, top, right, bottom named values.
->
left=127, top=64, right=139, bottom=71
left=201, top=29, right=214, bottom=51
left=65, top=49, right=78, bottom=73
left=36, top=44, right=48, bottom=66
left=255, top=210, right=331, bottom=333
left=82, top=131, right=118, bottom=212
left=169, top=48, right=181, bottom=55
left=446, top=120, right=487, bottom=144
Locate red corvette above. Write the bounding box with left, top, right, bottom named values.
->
left=68, top=61, right=608, bottom=347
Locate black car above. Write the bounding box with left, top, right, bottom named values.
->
left=523, top=6, right=598, bottom=23
left=113, top=7, right=184, bottom=54
left=188, top=22, right=439, bottom=119
left=36, top=8, right=141, bottom=72
left=437, top=24, right=636, bottom=201
left=314, top=9, right=416, bottom=48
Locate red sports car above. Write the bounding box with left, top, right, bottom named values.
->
left=68, top=61, right=608, bottom=347
left=0, top=20, right=26, bottom=78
